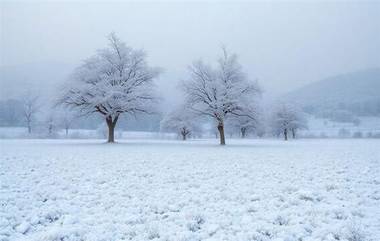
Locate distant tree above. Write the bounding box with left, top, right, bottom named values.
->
left=160, top=106, right=198, bottom=140
left=182, top=48, right=260, bottom=145
left=46, top=114, right=56, bottom=136
left=56, top=108, right=76, bottom=136
left=353, top=131, right=363, bottom=138
left=22, top=92, right=40, bottom=134
left=59, top=33, right=160, bottom=142
left=228, top=103, right=263, bottom=138
left=338, top=128, right=351, bottom=138
left=271, top=102, right=307, bottom=140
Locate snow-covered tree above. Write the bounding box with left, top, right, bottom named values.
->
left=271, top=102, right=307, bottom=140
left=22, top=92, right=40, bottom=134
left=45, top=114, right=56, bottom=136
left=182, top=48, right=260, bottom=145
left=227, top=103, right=263, bottom=138
left=160, top=106, right=198, bottom=140
left=41, top=107, right=59, bottom=137
left=56, top=108, right=76, bottom=136
left=59, top=33, right=160, bottom=142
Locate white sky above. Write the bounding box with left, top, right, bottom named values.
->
left=1, top=0, right=380, bottom=98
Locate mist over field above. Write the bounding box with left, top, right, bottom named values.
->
left=1, top=1, right=380, bottom=138
left=0, top=1, right=380, bottom=240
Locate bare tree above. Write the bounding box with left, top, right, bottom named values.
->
left=271, top=102, right=307, bottom=140
left=160, top=106, right=199, bottom=140
left=182, top=48, right=260, bottom=145
left=55, top=108, right=76, bottom=136
left=22, top=93, right=40, bottom=134
left=227, top=103, right=263, bottom=138
left=59, top=33, right=160, bottom=142
left=46, top=114, right=56, bottom=136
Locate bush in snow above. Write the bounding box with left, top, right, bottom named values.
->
left=187, top=214, right=205, bottom=232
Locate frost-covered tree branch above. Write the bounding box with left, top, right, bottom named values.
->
left=227, top=101, right=264, bottom=138
left=160, top=105, right=199, bottom=140
left=270, top=102, right=308, bottom=140
left=59, top=33, right=160, bottom=142
left=182, top=48, right=261, bottom=145
left=22, top=92, right=40, bottom=134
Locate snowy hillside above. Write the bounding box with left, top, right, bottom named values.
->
left=284, top=68, right=380, bottom=117
left=285, top=68, right=380, bottom=107
left=1, top=139, right=379, bottom=240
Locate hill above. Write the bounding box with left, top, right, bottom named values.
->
left=285, top=68, right=380, bottom=117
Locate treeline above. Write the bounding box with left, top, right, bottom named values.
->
left=2, top=33, right=306, bottom=144
left=303, top=99, right=380, bottom=124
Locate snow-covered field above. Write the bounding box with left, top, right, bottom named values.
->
left=1, top=139, right=379, bottom=241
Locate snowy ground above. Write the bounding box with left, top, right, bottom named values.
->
left=1, top=139, right=379, bottom=241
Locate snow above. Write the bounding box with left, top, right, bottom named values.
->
left=1, top=139, right=379, bottom=241
left=299, top=116, right=380, bottom=138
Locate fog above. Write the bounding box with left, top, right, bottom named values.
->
left=1, top=1, right=379, bottom=103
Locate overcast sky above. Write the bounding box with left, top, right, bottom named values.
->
left=1, top=0, right=380, bottom=99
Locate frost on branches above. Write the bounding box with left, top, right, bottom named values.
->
left=160, top=106, right=199, bottom=140
left=59, top=33, right=160, bottom=142
left=227, top=103, right=264, bottom=138
left=22, top=91, right=40, bottom=134
left=182, top=48, right=261, bottom=145
left=271, top=102, right=308, bottom=140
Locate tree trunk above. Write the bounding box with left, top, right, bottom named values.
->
left=106, top=115, right=119, bottom=143
left=65, top=128, right=69, bottom=136
left=217, top=122, right=226, bottom=145
left=241, top=128, right=246, bottom=138
left=284, top=128, right=288, bottom=141
left=292, top=128, right=296, bottom=139
left=181, top=127, right=188, bottom=141
left=27, top=124, right=31, bottom=134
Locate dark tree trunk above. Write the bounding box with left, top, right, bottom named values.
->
left=181, top=127, right=189, bottom=141
left=27, top=124, right=31, bottom=134
left=65, top=128, right=69, bottom=136
left=292, top=128, right=296, bottom=139
left=284, top=128, right=288, bottom=141
left=241, top=127, right=246, bottom=138
left=106, top=115, right=119, bottom=143
left=217, top=122, right=226, bottom=145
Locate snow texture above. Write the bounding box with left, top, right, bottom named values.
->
left=1, top=139, right=379, bottom=241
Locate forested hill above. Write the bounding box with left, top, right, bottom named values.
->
left=284, top=68, right=380, bottom=116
